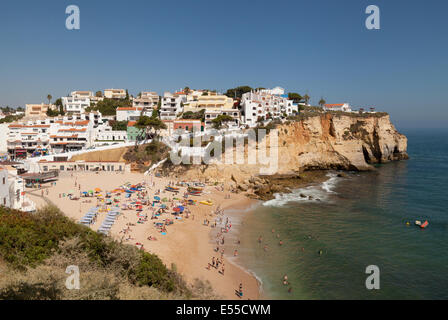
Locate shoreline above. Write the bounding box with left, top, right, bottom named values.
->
left=26, top=171, right=261, bottom=300
left=25, top=169, right=344, bottom=300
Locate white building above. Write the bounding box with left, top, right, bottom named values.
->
left=0, top=166, right=35, bottom=212
left=133, top=92, right=159, bottom=116
left=0, top=123, right=8, bottom=153
left=160, top=92, right=186, bottom=120
left=94, top=123, right=128, bottom=144
left=323, top=103, right=352, bottom=112
left=62, top=95, right=91, bottom=114
left=204, top=108, right=241, bottom=128
left=116, top=107, right=144, bottom=122
left=240, top=88, right=298, bottom=126
left=7, top=112, right=105, bottom=158
left=104, top=89, right=126, bottom=99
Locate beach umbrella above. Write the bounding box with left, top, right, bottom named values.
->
left=95, top=188, right=102, bottom=192
left=88, top=190, right=94, bottom=194
left=154, top=196, right=160, bottom=201
left=178, top=206, right=185, bottom=212
left=173, top=207, right=181, bottom=212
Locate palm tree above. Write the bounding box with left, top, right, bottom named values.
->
left=303, top=94, right=310, bottom=106
left=184, top=87, right=191, bottom=95
left=47, top=94, right=52, bottom=105
left=318, top=98, right=326, bottom=107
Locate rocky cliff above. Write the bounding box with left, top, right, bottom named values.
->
left=162, top=113, right=408, bottom=199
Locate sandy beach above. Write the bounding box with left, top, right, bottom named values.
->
left=27, top=171, right=260, bottom=300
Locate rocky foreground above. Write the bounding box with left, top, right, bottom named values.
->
left=161, top=112, right=409, bottom=200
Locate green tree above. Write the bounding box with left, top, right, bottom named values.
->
left=288, top=92, right=303, bottom=104
left=224, top=86, right=253, bottom=99
left=318, top=98, right=326, bottom=107
left=54, top=98, right=65, bottom=115
left=212, top=114, right=234, bottom=129
left=95, top=91, right=102, bottom=97
left=47, top=94, right=52, bottom=105
left=184, top=87, right=191, bottom=95
left=110, top=120, right=128, bottom=131
left=135, top=114, right=167, bottom=147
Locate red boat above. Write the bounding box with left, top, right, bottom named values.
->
left=420, top=220, right=429, bottom=229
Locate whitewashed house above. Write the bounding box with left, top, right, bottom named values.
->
left=240, top=88, right=298, bottom=127
left=160, top=92, right=185, bottom=120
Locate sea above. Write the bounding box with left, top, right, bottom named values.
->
left=227, top=128, right=448, bottom=299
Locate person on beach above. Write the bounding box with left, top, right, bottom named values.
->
left=279, top=240, right=283, bottom=246
left=234, top=249, right=238, bottom=256
left=258, top=236, right=263, bottom=244
left=238, top=283, right=243, bottom=297
left=283, top=275, right=289, bottom=285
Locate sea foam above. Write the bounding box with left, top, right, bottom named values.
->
left=263, top=172, right=340, bottom=207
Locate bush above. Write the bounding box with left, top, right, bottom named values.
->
left=0, top=205, right=191, bottom=298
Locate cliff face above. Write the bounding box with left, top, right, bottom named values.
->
left=276, top=113, right=408, bottom=172
left=165, top=113, right=408, bottom=198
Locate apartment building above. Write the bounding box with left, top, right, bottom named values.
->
left=7, top=112, right=104, bottom=158
left=183, top=94, right=235, bottom=112
left=240, top=89, right=298, bottom=126
left=25, top=103, right=55, bottom=118
left=133, top=92, right=159, bottom=115
left=160, top=92, right=186, bottom=120
left=104, top=89, right=127, bottom=99
left=62, top=95, right=91, bottom=113
left=7, top=123, right=51, bottom=159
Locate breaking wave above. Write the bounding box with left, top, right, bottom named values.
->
left=263, top=172, right=341, bottom=207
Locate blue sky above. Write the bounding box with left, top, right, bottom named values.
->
left=0, top=0, right=446, bottom=129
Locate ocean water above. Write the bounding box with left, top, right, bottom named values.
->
left=234, top=129, right=448, bottom=299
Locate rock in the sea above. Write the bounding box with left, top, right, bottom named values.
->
left=300, top=193, right=307, bottom=198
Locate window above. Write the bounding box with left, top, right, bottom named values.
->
left=3, top=198, right=6, bottom=205
left=60, top=165, right=64, bottom=171
left=2, top=177, right=5, bottom=184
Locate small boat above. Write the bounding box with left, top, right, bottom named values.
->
left=188, top=186, right=203, bottom=192
left=415, top=220, right=422, bottom=226
left=165, top=186, right=179, bottom=193
left=420, top=220, right=429, bottom=229
left=200, top=200, right=213, bottom=206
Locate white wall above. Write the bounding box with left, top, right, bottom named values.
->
left=0, top=123, right=8, bottom=153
